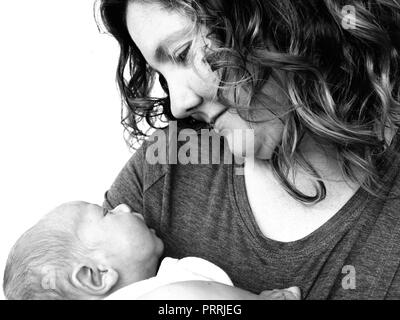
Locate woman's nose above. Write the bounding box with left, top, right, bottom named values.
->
left=168, top=82, right=203, bottom=119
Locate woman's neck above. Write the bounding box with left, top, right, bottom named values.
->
left=280, top=135, right=353, bottom=199
left=283, top=123, right=398, bottom=198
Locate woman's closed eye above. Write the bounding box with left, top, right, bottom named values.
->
left=174, top=42, right=192, bottom=64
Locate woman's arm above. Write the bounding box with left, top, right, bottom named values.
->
left=137, top=281, right=300, bottom=300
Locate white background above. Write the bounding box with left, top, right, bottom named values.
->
left=0, top=0, right=136, bottom=299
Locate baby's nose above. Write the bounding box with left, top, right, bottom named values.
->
left=113, top=204, right=132, bottom=213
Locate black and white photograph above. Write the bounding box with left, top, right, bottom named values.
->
left=1, top=0, right=400, bottom=302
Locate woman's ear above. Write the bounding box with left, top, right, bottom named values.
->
left=71, top=264, right=119, bottom=298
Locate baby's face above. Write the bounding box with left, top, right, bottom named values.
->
left=48, top=202, right=164, bottom=281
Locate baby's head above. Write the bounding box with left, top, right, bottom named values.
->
left=3, top=201, right=164, bottom=300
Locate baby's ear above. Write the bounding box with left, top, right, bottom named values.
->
left=71, top=264, right=118, bottom=298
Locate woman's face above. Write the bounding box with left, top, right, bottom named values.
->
left=126, top=0, right=287, bottom=160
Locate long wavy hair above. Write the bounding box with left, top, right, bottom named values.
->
left=98, top=0, right=400, bottom=204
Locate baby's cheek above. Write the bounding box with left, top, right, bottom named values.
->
left=125, top=229, right=153, bottom=256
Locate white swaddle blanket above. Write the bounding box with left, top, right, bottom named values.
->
left=106, top=257, right=233, bottom=300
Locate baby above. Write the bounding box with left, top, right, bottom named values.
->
left=3, top=201, right=301, bottom=300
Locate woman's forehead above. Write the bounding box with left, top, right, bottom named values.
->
left=126, top=1, right=195, bottom=60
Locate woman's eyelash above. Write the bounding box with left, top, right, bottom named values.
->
left=174, top=43, right=192, bottom=63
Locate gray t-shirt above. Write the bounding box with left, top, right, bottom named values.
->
left=104, top=126, right=400, bottom=299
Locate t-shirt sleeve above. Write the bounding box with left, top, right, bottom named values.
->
left=102, top=141, right=146, bottom=214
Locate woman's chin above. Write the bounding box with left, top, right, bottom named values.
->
left=221, top=127, right=276, bottom=162
left=228, top=141, right=274, bottom=162
left=253, top=144, right=275, bottom=160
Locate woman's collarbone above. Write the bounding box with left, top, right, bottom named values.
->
left=243, top=159, right=359, bottom=242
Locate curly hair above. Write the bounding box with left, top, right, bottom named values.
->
left=98, top=0, right=400, bottom=204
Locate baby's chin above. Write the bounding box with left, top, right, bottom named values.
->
left=154, top=234, right=165, bottom=257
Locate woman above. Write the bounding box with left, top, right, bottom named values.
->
left=99, top=0, right=400, bottom=299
